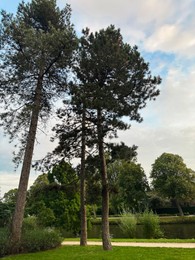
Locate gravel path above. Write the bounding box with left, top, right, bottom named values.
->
left=62, top=241, right=195, bottom=248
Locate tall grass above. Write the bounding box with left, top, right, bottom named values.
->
left=140, top=210, right=163, bottom=238
left=118, top=212, right=137, bottom=238
left=119, top=210, right=164, bottom=239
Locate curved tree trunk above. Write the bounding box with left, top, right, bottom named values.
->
left=80, top=106, right=87, bottom=246
left=175, top=199, right=184, bottom=216
left=97, top=109, right=112, bottom=251
left=10, top=75, right=43, bottom=253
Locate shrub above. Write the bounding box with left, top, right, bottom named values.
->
left=140, top=210, right=163, bottom=238
left=118, top=211, right=137, bottom=238
left=37, top=208, right=56, bottom=227
left=0, top=225, right=63, bottom=257
left=22, top=216, right=38, bottom=230
left=21, top=228, right=63, bottom=252
left=0, top=228, right=9, bottom=257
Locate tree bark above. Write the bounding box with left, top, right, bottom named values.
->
left=97, top=108, right=112, bottom=251
left=10, top=74, right=43, bottom=253
left=175, top=199, right=184, bottom=216
left=80, top=106, right=87, bottom=246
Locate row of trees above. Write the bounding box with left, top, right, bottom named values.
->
left=0, top=0, right=161, bottom=251
left=1, top=151, right=195, bottom=230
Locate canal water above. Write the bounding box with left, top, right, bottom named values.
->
left=87, top=223, right=195, bottom=239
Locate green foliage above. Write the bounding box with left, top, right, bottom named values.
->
left=37, top=207, right=56, bottom=227
left=140, top=210, right=163, bottom=239
left=119, top=211, right=163, bottom=239
left=22, top=216, right=38, bottom=231
left=27, top=184, right=80, bottom=232
left=3, top=188, right=18, bottom=205
left=0, top=228, right=9, bottom=257
left=109, top=161, right=149, bottom=213
left=20, top=228, right=63, bottom=253
left=0, top=225, right=62, bottom=257
left=150, top=153, right=195, bottom=215
left=76, top=25, right=161, bottom=122
left=1, top=0, right=78, bottom=248
left=108, top=142, right=138, bottom=163
left=151, top=153, right=195, bottom=201
left=27, top=165, right=81, bottom=233
left=0, top=201, right=12, bottom=227
left=84, top=154, right=102, bottom=209
left=118, top=212, right=137, bottom=238
left=0, top=189, right=18, bottom=227
left=0, top=0, right=78, bottom=164
left=84, top=153, right=149, bottom=215
left=48, top=161, right=78, bottom=186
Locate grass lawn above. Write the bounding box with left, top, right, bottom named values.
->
left=2, top=245, right=195, bottom=260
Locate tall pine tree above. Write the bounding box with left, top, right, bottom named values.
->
left=0, top=0, right=77, bottom=251
left=75, top=25, right=161, bottom=250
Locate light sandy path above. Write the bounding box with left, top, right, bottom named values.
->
left=62, top=241, right=195, bottom=248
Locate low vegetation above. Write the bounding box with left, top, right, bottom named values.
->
left=92, top=215, right=195, bottom=225
left=2, top=245, right=195, bottom=260
left=119, top=210, right=163, bottom=239
left=139, top=211, right=163, bottom=238
left=118, top=212, right=137, bottom=238
left=0, top=220, right=63, bottom=258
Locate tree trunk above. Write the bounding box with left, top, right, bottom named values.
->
left=97, top=109, right=112, bottom=251
left=80, top=106, right=87, bottom=246
left=175, top=199, right=184, bottom=216
left=10, top=75, right=43, bottom=253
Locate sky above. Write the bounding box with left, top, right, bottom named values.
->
left=0, top=0, right=195, bottom=197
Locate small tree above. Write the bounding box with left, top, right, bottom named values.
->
left=27, top=162, right=80, bottom=232
left=150, top=153, right=195, bottom=216
left=109, top=161, right=149, bottom=213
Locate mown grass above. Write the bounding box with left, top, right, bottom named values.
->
left=2, top=245, right=195, bottom=260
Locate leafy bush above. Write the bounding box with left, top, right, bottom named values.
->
left=21, top=228, right=63, bottom=252
left=37, top=207, right=56, bottom=227
left=140, top=210, right=163, bottom=238
left=22, top=216, right=38, bottom=230
left=0, top=225, right=63, bottom=257
left=118, top=211, right=137, bottom=238
left=0, top=228, right=9, bottom=257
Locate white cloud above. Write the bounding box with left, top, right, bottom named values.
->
left=118, top=123, right=195, bottom=178
left=117, top=64, right=195, bottom=177
left=145, top=24, right=195, bottom=57
left=0, top=171, right=37, bottom=198
left=58, top=0, right=175, bottom=42
left=58, top=0, right=195, bottom=58
left=157, top=66, right=195, bottom=126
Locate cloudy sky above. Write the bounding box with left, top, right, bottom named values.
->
left=0, top=0, right=195, bottom=197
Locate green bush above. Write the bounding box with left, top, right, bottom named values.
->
left=118, top=212, right=137, bottom=238
left=21, top=228, right=63, bottom=252
left=140, top=210, right=163, bottom=238
left=22, top=216, right=38, bottom=230
left=0, top=228, right=9, bottom=257
left=0, top=226, right=63, bottom=257
left=37, top=208, right=56, bottom=227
